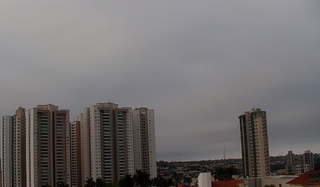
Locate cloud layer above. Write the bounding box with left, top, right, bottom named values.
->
left=1, top=1, right=320, bottom=160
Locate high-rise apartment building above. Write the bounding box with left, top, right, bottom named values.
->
left=15, top=108, right=27, bottom=187
left=286, top=150, right=295, bottom=174
left=239, top=108, right=270, bottom=178
left=70, top=121, right=82, bottom=187
left=2, top=115, right=14, bottom=187
left=0, top=158, right=2, bottom=187
left=26, top=104, right=71, bottom=187
left=132, top=107, right=157, bottom=179
left=80, top=103, right=134, bottom=184
left=1, top=107, right=27, bottom=187
left=303, top=150, right=314, bottom=171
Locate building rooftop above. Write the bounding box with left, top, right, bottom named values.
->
left=287, top=170, right=320, bottom=185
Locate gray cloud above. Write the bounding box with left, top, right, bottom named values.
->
left=1, top=0, right=320, bottom=161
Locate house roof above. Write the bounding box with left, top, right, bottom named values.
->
left=287, top=170, right=320, bottom=185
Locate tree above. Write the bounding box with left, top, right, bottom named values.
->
left=152, top=176, right=168, bottom=187
left=167, top=178, right=174, bottom=187
left=183, top=177, right=192, bottom=186
left=119, top=174, right=135, bottom=187
left=134, top=169, right=151, bottom=187
left=56, top=182, right=69, bottom=187
left=110, top=182, right=120, bottom=187
left=85, top=177, right=96, bottom=187
left=214, top=166, right=239, bottom=181
left=264, top=185, right=276, bottom=187
left=96, top=178, right=109, bottom=187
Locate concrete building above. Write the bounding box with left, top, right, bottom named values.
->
left=303, top=150, right=314, bottom=171
left=286, top=150, right=295, bottom=174
left=14, top=107, right=27, bottom=187
left=0, top=158, right=2, bottom=187
left=198, top=173, right=211, bottom=187
left=132, top=107, right=157, bottom=179
left=239, top=108, right=270, bottom=178
left=70, top=121, right=82, bottom=187
left=80, top=103, right=134, bottom=184
left=245, top=175, right=297, bottom=187
left=1, top=107, right=27, bottom=187
left=2, top=115, right=14, bottom=187
left=26, top=104, right=71, bottom=187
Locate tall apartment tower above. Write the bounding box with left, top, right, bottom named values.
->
left=286, top=151, right=295, bottom=174
left=15, top=108, right=27, bottom=187
left=1, top=107, right=27, bottom=187
left=0, top=158, right=2, bottom=187
left=70, top=121, right=82, bottom=187
left=239, top=108, right=270, bottom=178
left=2, top=115, right=14, bottom=187
left=26, top=104, right=71, bottom=187
left=80, top=103, right=134, bottom=184
left=132, top=107, right=157, bottom=179
left=303, top=150, right=314, bottom=170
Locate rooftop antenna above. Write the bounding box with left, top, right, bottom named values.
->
left=224, top=146, right=226, bottom=160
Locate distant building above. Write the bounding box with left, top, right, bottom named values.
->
left=303, top=150, right=314, bottom=171
left=239, top=108, right=270, bottom=177
left=132, top=107, right=157, bottom=179
left=285, top=150, right=314, bottom=175
left=2, top=115, right=14, bottom=187
left=0, top=158, right=2, bottom=187
left=70, top=121, right=82, bottom=187
left=1, top=107, right=27, bottom=187
left=198, top=173, right=211, bottom=187
left=286, top=151, right=295, bottom=174
left=26, top=104, right=71, bottom=187
left=79, top=103, right=135, bottom=184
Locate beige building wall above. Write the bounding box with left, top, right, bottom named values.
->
left=81, top=103, right=130, bottom=183
left=239, top=108, right=270, bottom=178
left=132, top=108, right=157, bottom=179
left=70, top=121, right=81, bottom=187
left=15, top=107, right=27, bottom=187
left=79, top=109, right=91, bottom=187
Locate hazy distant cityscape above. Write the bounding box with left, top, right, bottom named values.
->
left=1, top=105, right=319, bottom=187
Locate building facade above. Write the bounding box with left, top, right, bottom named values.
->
left=70, top=121, right=82, bottom=187
left=26, top=104, right=71, bottom=187
left=303, top=150, right=314, bottom=171
left=239, top=108, right=270, bottom=177
left=2, top=115, right=14, bottom=187
left=1, top=107, right=27, bottom=187
left=132, top=107, right=157, bottom=179
left=286, top=150, right=295, bottom=174
left=80, top=103, right=134, bottom=184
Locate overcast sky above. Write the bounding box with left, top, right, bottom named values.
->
left=1, top=1, right=319, bottom=161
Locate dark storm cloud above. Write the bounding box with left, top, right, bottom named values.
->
left=1, top=1, right=320, bottom=160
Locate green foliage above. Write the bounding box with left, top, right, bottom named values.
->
left=183, top=177, right=192, bottom=185
left=134, top=169, right=151, bottom=187
left=264, top=185, right=276, bottom=187
left=85, top=177, right=96, bottom=187
left=214, top=166, right=239, bottom=181
left=152, top=176, right=169, bottom=187
left=110, top=182, right=120, bottom=187
left=119, top=174, right=135, bottom=187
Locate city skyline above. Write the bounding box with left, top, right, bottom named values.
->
left=1, top=103, right=157, bottom=187
left=0, top=0, right=320, bottom=161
